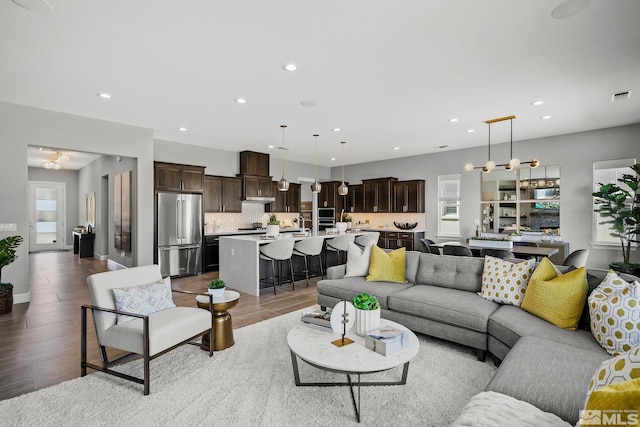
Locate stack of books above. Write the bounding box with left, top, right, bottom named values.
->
left=365, top=326, right=409, bottom=356
left=300, top=310, right=331, bottom=330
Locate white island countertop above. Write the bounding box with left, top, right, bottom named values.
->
left=219, top=230, right=373, bottom=296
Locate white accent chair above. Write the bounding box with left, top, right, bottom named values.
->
left=81, top=265, right=213, bottom=395
left=259, top=238, right=296, bottom=294
left=293, top=236, right=325, bottom=287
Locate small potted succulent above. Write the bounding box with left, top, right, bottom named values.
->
left=208, top=278, right=226, bottom=298
left=0, top=235, right=23, bottom=315
left=353, top=293, right=380, bottom=336
left=266, top=214, right=280, bottom=238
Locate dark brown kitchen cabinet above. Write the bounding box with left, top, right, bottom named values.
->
left=346, top=184, right=363, bottom=213
left=204, top=176, right=242, bottom=213
left=154, top=162, right=204, bottom=193
left=363, top=178, right=397, bottom=213
left=379, top=230, right=424, bottom=251
left=267, top=182, right=301, bottom=213
left=241, top=174, right=273, bottom=199
left=393, top=180, right=425, bottom=213
left=318, top=181, right=337, bottom=208
left=239, top=151, right=270, bottom=176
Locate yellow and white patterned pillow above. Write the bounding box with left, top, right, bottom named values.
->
left=478, top=255, right=535, bottom=306
left=585, top=346, right=640, bottom=409
left=589, top=270, right=640, bottom=355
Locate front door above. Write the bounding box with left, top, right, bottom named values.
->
left=29, top=182, right=66, bottom=252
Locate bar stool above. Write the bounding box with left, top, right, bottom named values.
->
left=292, top=236, right=325, bottom=287
left=325, top=234, right=355, bottom=268
left=354, top=232, right=379, bottom=249
left=259, top=239, right=295, bottom=295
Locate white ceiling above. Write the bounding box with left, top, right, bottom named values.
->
left=3, top=0, right=640, bottom=167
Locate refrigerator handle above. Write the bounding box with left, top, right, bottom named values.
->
left=176, top=199, right=182, bottom=242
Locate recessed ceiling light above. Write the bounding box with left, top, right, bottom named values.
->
left=466, top=129, right=475, bottom=133
left=300, top=100, right=317, bottom=107
left=331, top=157, right=336, bottom=161
left=267, top=145, right=274, bottom=149
left=283, top=64, right=298, bottom=71
left=448, top=118, right=459, bottom=122
left=393, top=147, right=400, bottom=150
left=97, top=92, right=111, bottom=99
left=11, top=0, right=52, bottom=13
left=532, top=101, right=544, bottom=106
left=178, top=127, right=187, bottom=132
left=541, top=115, right=552, bottom=120
left=332, top=128, right=341, bottom=132
left=235, top=98, right=246, bottom=104
left=38, top=147, right=43, bottom=151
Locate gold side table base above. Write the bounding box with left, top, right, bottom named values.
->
left=196, top=297, right=239, bottom=351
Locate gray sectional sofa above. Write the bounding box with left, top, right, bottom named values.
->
left=316, top=251, right=639, bottom=425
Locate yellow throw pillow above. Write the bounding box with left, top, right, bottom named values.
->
left=366, top=245, right=407, bottom=284
left=584, top=378, right=640, bottom=426
left=478, top=255, right=535, bottom=306
left=521, top=258, right=588, bottom=330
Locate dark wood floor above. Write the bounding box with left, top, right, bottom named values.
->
left=0, top=251, right=319, bottom=401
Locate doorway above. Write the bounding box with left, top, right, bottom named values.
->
left=28, top=181, right=66, bottom=252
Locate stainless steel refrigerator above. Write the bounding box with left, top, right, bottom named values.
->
left=156, top=192, right=203, bottom=277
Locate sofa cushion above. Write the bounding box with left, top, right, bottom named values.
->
left=488, top=305, right=607, bottom=354
left=387, top=285, right=498, bottom=333
left=486, top=336, right=609, bottom=425
left=479, top=255, right=535, bottom=306
left=588, top=270, right=640, bottom=355
left=366, top=246, right=407, bottom=284
left=316, top=276, right=411, bottom=310
left=521, top=259, right=588, bottom=330
left=415, top=253, right=484, bottom=292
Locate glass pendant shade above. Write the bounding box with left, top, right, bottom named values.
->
left=278, top=124, right=289, bottom=192
left=338, top=141, right=348, bottom=196
left=311, top=134, right=321, bottom=193
left=310, top=179, right=321, bottom=193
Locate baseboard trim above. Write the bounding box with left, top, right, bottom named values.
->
left=107, top=259, right=127, bottom=270
left=95, top=253, right=108, bottom=261
left=14, top=291, right=31, bottom=304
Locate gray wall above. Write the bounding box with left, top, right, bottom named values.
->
left=0, top=101, right=154, bottom=300
left=27, top=167, right=79, bottom=248
left=335, top=123, right=640, bottom=269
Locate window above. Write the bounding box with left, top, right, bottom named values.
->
left=438, top=174, right=460, bottom=237
left=592, top=158, right=636, bottom=246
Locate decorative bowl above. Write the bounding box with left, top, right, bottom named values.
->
left=394, top=222, right=418, bottom=230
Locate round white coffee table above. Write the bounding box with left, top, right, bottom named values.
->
left=287, top=319, right=419, bottom=422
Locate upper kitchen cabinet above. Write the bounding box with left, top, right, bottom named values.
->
left=154, top=162, right=204, bottom=193
left=318, top=181, right=338, bottom=208
left=363, top=177, right=397, bottom=213
left=204, top=175, right=242, bottom=213
left=240, top=174, right=274, bottom=201
left=393, top=180, right=425, bottom=213
left=267, top=182, right=301, bottom=213
left=239, top=151, right=270, bottom=177
left=345, top=184, right=364, bottom=213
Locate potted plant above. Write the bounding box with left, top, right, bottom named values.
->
left=0, top=235, right=23, bottom=315
left=208, top=278, right=226, bottom=297
left=353, top=293, right=380, bottom=336
left=266, top=214, right=280, bottom=238
left=593, top=163, right=640, bottom=275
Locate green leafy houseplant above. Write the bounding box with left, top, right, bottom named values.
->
left=592, top=163, right=640, bottom=271
left=0, top=235, right=23, bottom=286
left=267, top=214, right=279, bottom=225
left=352, top=293, right=380, bottom=311
left=208, top=279, right=226, bottom=290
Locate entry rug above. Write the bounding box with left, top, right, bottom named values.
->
left=0, top=306, right=496, bottom=426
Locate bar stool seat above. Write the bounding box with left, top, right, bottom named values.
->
left=325, top=234, right=355, bottom=268
left=354, top=232, right=379, bottom=249
left=293, top=236, right=325, bottom=287
left=259, top=239, right=295, bottom=294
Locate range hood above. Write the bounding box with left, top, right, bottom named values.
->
left=243, top=195, right=275, bottom=203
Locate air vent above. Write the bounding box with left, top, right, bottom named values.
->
left=611, top=91, right=632, bottom=102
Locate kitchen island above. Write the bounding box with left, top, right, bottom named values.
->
left=219, top=231, right=373, bottom=296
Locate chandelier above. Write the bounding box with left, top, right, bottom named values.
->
left=44, top=152, right=69, bottom=169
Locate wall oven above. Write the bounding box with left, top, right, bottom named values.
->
left=317, top=207, right=335, bottom=230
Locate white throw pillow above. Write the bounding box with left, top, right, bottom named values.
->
left=478, top=255, right=535, bottom=306
left=584, top=346, right=640, bottom=407
left=344, top=241, right=374, bottom=277
left=589, top=270, right=640, bottom=355
left=112, top=277, right=176, bottom=324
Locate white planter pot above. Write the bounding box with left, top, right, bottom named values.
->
left=355, top=308, right=381, bottom=336
left=469, top=239, right=513, bottom=249
left=208, top=287, right=226, bottom=298
left=266, top=224, right=280, bottom=237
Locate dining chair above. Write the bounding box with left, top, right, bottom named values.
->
left=443, top=245, right=473, bottom=257
left=481, top=248, right=515, bottom=259
left=420, top=238, right=441, bottom=255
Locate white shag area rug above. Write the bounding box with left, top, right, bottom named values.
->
left=0, top=306, right=496, bottom=426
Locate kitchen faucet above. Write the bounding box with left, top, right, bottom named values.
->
left=298, top=215, right=305, bottom=232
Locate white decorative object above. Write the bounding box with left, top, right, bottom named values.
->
left=330, top=301, right=355, bottom=335
left=355, top=307, right=381, bottom=336
left=208, top=287, right=226, bottom=297
left=469, top=239, right=513, bottom=249
left=266, top=224, right=280, bottom=238
left=336, top=222, right=348, bottom=233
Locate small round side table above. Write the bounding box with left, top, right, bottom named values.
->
left=195, top=290, right=240, bottom=351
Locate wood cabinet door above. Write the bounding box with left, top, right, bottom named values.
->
left=363, top=181, right=377, bottom=212
left=240, top=151, right=270, bottom=176
left=405, top=180, right=425, bottom=213
left=287, top=183, right=301, bottom=213
left=155, top=163, right=182, bottom=192
left=347, top=184, right=363, bottom=213
left=244, top=176, right=272, bottom=197
left=376, top=180, right=391, bottom=213
left=268, top=181, right=286, bottom=212
left=204, top=176, right=223, bottom=212
left=259, top=177, right=273, bottom=197
left=222, top=177, right=242, bottom=212
left=181, top=166, right=204, bottom=192
left=393, top=182, right=408, bottom=213
left=319, top=182, right=336, bottom=208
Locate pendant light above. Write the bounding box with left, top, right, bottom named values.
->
left=277, top=125, right=290, bottom=192
left=310, top=134, right=322, bottom=193
left=464, top=115, right=539, bottom=173
left=337, top=141, right=348, bottom=196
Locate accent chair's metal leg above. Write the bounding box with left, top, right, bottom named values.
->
left=81, top=306, right=87, bottom=376
left=143, top=317, right=150, bottom=395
